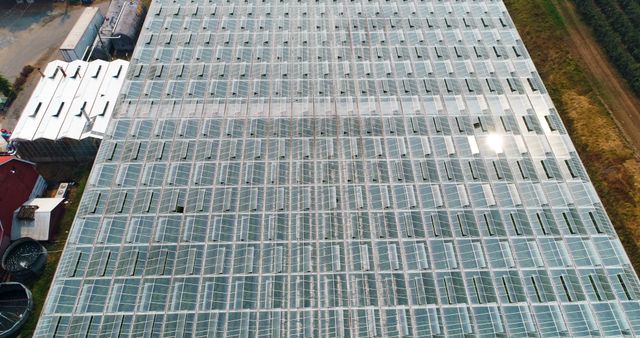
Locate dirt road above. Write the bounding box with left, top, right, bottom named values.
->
left=553, top=0, right=640, bottom=154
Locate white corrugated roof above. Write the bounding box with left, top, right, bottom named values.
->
left=59, top=60, right=110, bottom=140
left=33, top=60, right=86, bottom=140
left=11, top=59, right=129, bottom=143
left=11, top=60, right=68, bottom=141
left=60, top=7, right=101, bottom=50
left=84, top=59, right=129, bottom=139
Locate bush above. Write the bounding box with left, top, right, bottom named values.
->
left=13, top=78, right=26, bottom=93
left=13, top=65, right=34, bottom=92
left=0, top=74, right=16, bottom=102
left=20, top=65, right=34, bottom=78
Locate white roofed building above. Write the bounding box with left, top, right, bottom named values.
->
left=10, top=59, right=129, bottom=162
left=11, top=198, right=65, bottom=241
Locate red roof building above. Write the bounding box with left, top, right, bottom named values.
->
left=0, top=156, right=46, bottom=252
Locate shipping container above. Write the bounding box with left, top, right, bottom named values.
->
left=59, top=7, right=104, bottom=62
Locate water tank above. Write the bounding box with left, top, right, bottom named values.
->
left=0, top=282, right=33, bottom=338
left=112, top=0, right=146, bottom=52
left=1, top=238, right=47, bottom=282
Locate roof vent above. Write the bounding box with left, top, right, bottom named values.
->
left=17, top=206, right=39, bottom=220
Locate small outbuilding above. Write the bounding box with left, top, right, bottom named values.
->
left=11, top=198, right=65, bottom=241
left=0, top=156, right=46, bottom=253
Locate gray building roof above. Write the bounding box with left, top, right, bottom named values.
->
left=36, top=1, right=640, bottom=337
left=60, top=7, right=102, bottom=50
left=12, top=197, right=65, bottom=240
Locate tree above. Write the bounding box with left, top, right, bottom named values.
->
left=0, top=74, right=16, bottom=102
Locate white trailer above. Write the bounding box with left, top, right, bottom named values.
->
left=59, top=7, right=104, bottom=62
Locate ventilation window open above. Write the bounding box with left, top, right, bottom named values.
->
left=99, top=101, right=109, bottom=116
left=93, top=65, right=102, bottom=78
left=134, top=65, right=143, bottom=77
left=113, top=65, right=123, bottom=78
left=155, top=65, right=164, bottom=78
left=90, top=192, right=101, bottom=213
left=588, top=211, right=603, bottom=234
left=617, top=274, right=633, bottom=300
left=562, top=212, right=576, bottom=234
left=53, top=102, right=64, bottom=117
left=31, top=102, right=42, bottom=117
left=565, top=159, right=578, bottom=178
left=106, top=143, right=116, bottom=161
left=72, top=66, right=81, bottom=78
left=483, top=213, right=495, bottom=236
left=75, top=101, right=88, bottom=116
